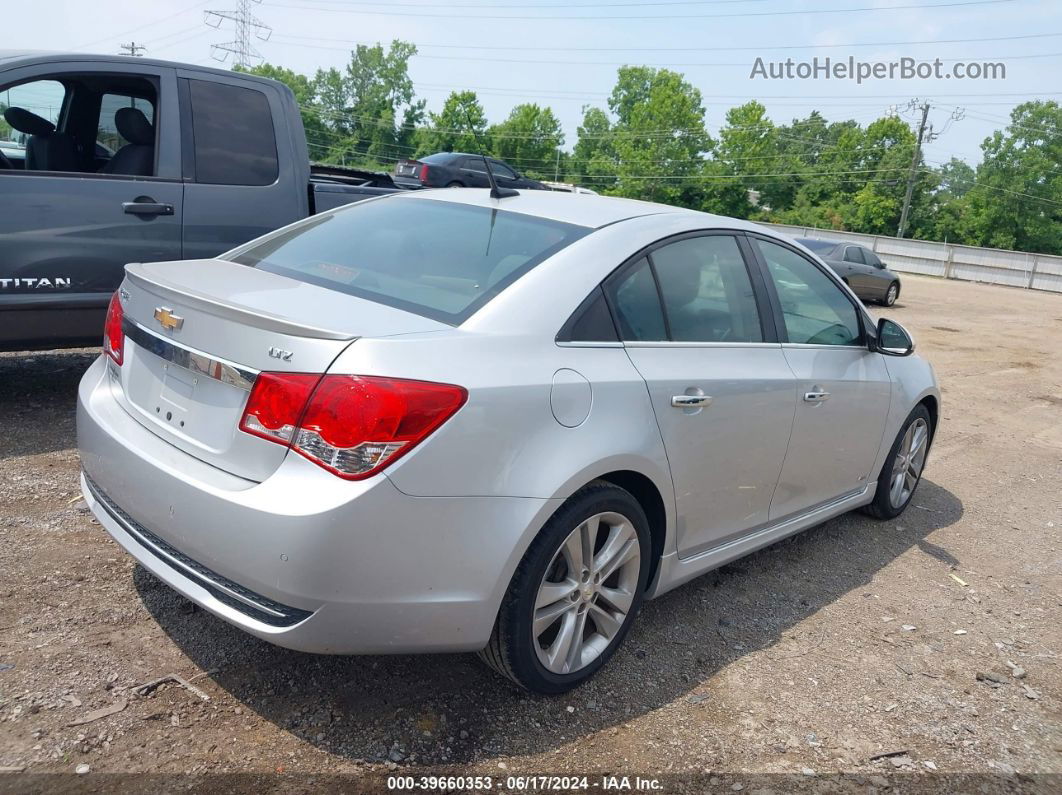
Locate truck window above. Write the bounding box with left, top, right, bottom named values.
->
left=188, top=80, right=278, bottom=186
left=1, top=75, right=158, bottom=176
left=97, top=93, right=154, bottom=154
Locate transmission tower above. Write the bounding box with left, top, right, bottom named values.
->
left=205, top=0, right=271, bottom=68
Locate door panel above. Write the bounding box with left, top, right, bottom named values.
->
left=0, top=60, right=183, bottom=347
left=770, top=347, right=890, bottom=519
left=606, top=233, right=795, bottom=558
left=751, top=236, right=892, bottom=519
left=626, top=345, right=796, bottom=556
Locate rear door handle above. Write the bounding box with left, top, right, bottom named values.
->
left=804, top=390, right=831, bottom=402
left=123, top=201, right=174, bottom=216
left=671, top=395, right=713, bottom=408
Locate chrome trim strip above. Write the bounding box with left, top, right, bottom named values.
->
left=123, top=320, right=258, bottom=391
left=680, top=486, right=869, bottom=564
left=623, top=341, right=783, bottom=349
left=780, top=343, right=869, bottom=351
left=555, top=341, right=625, bottom=348
left=84, top=475, right=301, bottom=622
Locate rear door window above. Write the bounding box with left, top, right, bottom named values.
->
left=188, top=79, right=278, bottom=186
left=843, top=246, right=866, bottom=264
left=651, top=235, right=763, bottom=343
left=606, top=257, right=667, bottom=341
left=229, top=197, right=589, bottom=324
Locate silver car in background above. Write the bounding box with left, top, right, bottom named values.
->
left=77, top=189, right=939, bottom=693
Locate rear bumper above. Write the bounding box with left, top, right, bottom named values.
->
left=77, top=355, right=558, bottom=654
left=391, top=175, right=425, bottom=190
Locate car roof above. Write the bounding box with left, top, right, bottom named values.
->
left=389, top=187, right=768, bottom=231
left=0, top=50, right=283, bottom=90
left=796, top=237, right=845, bottom=248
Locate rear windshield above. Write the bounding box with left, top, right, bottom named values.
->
left=421, top=153, right=456, bottom=164
left=228, top=197, right=589, bottom=324
left=796, top=238, right=837, bottom=255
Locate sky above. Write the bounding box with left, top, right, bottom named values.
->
left=5, top=0, right=1062, bottom=168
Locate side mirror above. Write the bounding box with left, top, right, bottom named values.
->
left=873, top=317, right=915, bottom=356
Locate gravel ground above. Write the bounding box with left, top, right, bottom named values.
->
left=0, top=275, right=1060, bottom=792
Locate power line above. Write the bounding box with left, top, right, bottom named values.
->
left=292, top=0, right=774, bottom=7
left=270, top=29, right=1062, bottom=53
left=920, top=169, right=1062, bottom=207
left=205, top=0, right=272, bottom=67
left=265, top=0, right=1015, bottom=22
left=74, top=1, right=210, bottom=50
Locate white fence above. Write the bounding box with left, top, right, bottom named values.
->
left=759, top=223, right=1062, bottom=294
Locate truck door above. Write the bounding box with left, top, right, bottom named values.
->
left=0, top=60, right=183, bottom=349
left=177, top=72, right=306, bottom=260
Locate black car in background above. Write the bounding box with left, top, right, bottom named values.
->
left=394, top=152, right=548, bottom=190
left=796, top=238, right=903, bottom=306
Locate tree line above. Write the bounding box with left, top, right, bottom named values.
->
left=239, top=40, right=1062, bottom=257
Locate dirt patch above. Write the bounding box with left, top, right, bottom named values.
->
left=1, top=277, right=1060, bottom=787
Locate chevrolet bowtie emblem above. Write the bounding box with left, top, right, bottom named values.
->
left=153, top=307, right=184, bottom=331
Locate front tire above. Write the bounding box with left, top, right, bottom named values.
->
left=862, top=404, right=932, bottom=519
left=882, top=282, right=899, bottom=306
left=479, top=481, right=650, bottom=694
left=446, top=181, right=465, bottom=188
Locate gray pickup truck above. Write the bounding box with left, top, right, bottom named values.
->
left=0, top=51, right=399, bottom=351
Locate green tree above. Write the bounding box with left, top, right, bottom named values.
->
left=306, top=40, right=423, bottom=167
left=959, top=101, right=1062, bottom=254
left=571, top=106, right=616, bottom=191
left=714, top=101, right=780, bottom=208
left=414, top=90, right=488, bottom=156
left=606, top=66, right=710, bottom=203
left=488, top=103, right=564, bottom=179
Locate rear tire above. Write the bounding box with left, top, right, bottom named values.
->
left=861, top=404, right=932, bottom=519
left=446, top=181, right=464, bottom=188
left=478, top=481, right=650, bottom=694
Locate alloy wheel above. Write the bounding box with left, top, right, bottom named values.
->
left=889, top=417, right=929, bottom=508
left=886, top=284, right=898, bottom=305
left=532, top=512, right=641, bottom=675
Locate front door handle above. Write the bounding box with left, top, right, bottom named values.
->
left=804, top=390, right=831, bottom=402
left=671, top=395, right=713, bottom=408
left=123, top=200, right=174, bottom=216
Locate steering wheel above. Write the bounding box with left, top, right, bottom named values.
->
left=0, top=150, right=13, bottom=170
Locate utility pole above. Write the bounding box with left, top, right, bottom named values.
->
left=119, top=42, right=147, bottom=57
left=896, top=101, right=964, bottom=238
left=205, top=0, right=271, bottom=68
left=897, top=101, right=931, bottom=239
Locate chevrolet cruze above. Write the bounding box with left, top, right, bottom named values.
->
left=77, top=189, right=939, bottom=693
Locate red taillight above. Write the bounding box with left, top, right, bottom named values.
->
left=418, top=163, right=430, bottom=183
left=239, top=373, right=321, bottom=444
left=103, top=291, right=124, bottom=365
left=239, top=374, right=466, bottom=480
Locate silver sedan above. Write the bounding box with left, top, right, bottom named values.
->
left=77, top=189, right=940, bottom=693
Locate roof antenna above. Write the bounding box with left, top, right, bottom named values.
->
left=465, top=109, right=518, bottom=200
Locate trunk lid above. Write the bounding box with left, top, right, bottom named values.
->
left=115, top=259, right=448, bottom=482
